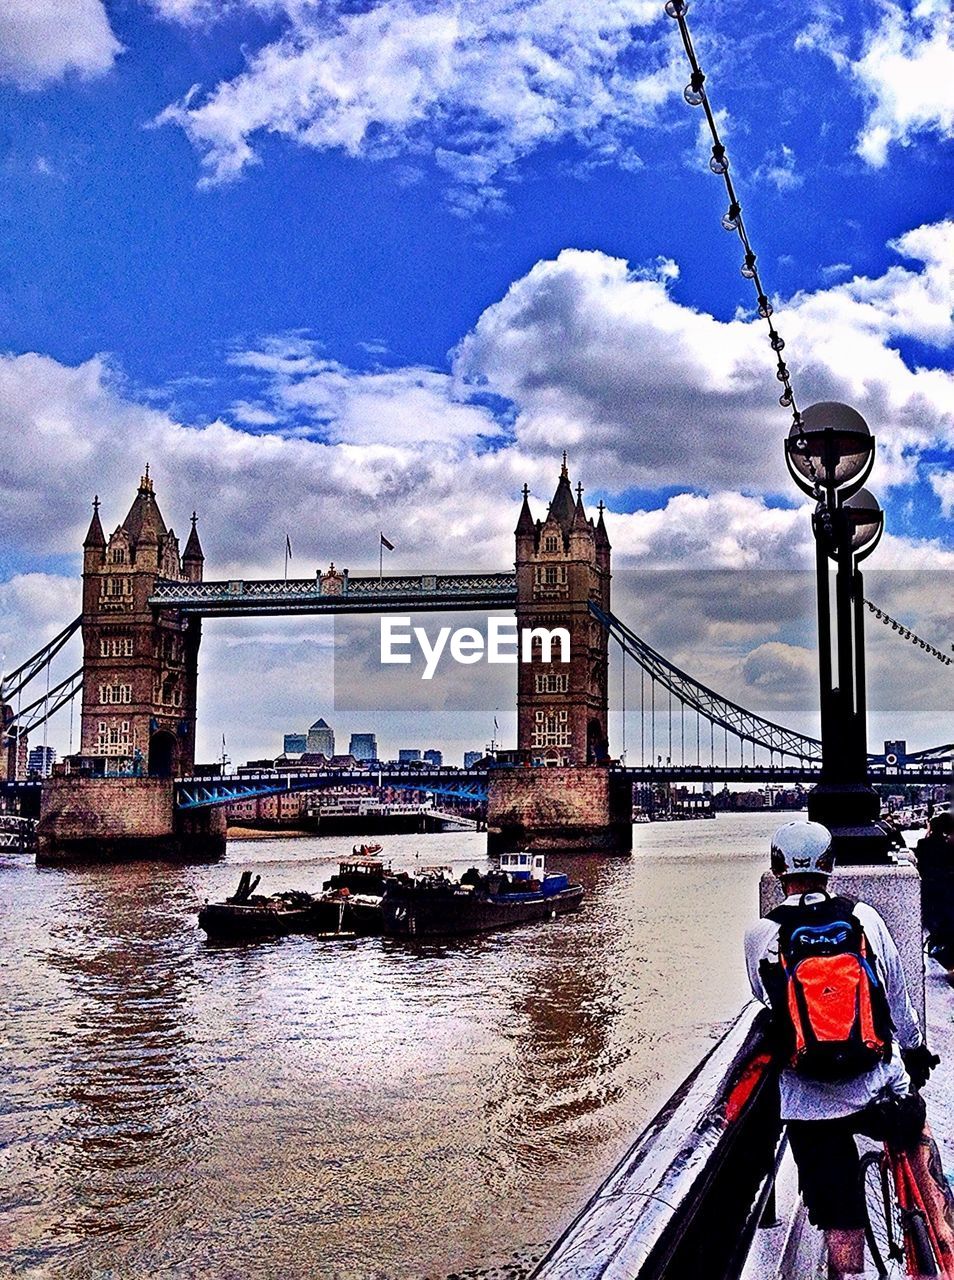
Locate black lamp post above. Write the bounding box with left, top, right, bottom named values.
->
left=784, top=402, right=890, bottom=865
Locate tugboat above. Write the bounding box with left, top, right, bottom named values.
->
left=321, top=854, right=391, bottom=934
left=381, top=851, right=584, bottom=938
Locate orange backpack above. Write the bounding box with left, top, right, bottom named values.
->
left=767, top=894, right=893, bottom=1081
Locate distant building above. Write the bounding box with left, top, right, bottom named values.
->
left=1, top=701, right=27, bottom=780
left=306, top=718, right=335, bottom=757
left=27, top=745, right=56, bottom=778
left=423, top=749, right=443, bottom=768
left=284, top=733, right=307, bottom=754
left=349, top=733, right=377, bottom=762
left=463, top=751, right=482, bottom=769
left=398, top=749, right=421, bottom=764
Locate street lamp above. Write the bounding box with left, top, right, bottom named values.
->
left=784, top=402, right=890, bottom=865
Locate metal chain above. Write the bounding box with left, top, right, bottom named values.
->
left=863, top=599, right=953, bottom=666
left=665, top=0, right=823, bottom=500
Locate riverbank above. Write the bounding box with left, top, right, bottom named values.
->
left=226, top=824, right=313, bottom=840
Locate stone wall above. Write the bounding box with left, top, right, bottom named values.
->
left=37, top=776, right=225, bottom=863
left=487, top=765, right=631, bottom=855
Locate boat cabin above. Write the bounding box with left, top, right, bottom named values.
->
left=498, top=851, right=546, bottom=882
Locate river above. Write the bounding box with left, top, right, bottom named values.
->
left=2, top=812, right=786, bottom=1279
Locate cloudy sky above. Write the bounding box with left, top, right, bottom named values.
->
left=0, top=0, right=951, bottom=764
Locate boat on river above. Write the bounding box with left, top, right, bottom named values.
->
left=380, top=851, right=584, bottom=938
left=321, top=855, right=390, bottom=934
left=199, top=858, right=391, bottom=942
left=198, top=872, right=344, bottom=941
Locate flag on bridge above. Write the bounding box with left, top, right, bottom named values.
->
left=285, top=534, right=292, bottom=558
left=380, top=534, right=394, bottom=551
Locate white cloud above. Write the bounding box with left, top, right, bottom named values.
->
left=0, top=0, right=121, bottom=90
left=753, top=144, right=803, bottom=192
left=454, top=223, right=954, bottom=495
left=153, top=0, right=682, bottom=205
left=801, top=0, right=954, bottom=166
left=229, top=337, right=506, bottom=447
left=929, top=469, right=954, bottom=516
left=742, top=642, right=816, bottom=699
left=605, top=494, right=811, bottom=570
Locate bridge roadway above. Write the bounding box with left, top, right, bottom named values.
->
left=174, top=761, right=952, bottom=808
left=149, top=572, right=518, bottom=616
left=3, top=760, right=950, bottom=812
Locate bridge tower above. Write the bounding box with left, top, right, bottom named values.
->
left=515, top=457, right=611, bottom=764
left=79, top=470, right=203, bottom=777
left=489, top=458, right=631, bottom=855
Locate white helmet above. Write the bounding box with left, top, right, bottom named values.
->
left=770, top=821, right=834, bottom=878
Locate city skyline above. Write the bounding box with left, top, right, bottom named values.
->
left=0, top=2, right=951, bottom=765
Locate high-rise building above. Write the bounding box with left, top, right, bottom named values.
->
left=423, top=749, right=443, bottom=768
left=349, top=733, right=377, bottom=762
left=306, top=718, right=334, bottom=756
left=463, top=751, right=482, bottom=769
left=398, top=749, right=421, bottom=764
left=283, top=733, right=307, bottom=754
left=27, top=745, right=56, bottom=778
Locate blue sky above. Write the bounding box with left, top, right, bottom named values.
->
left=1, top=0, right=952, bottom=762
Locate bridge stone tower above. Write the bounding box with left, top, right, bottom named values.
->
left=515, top=456, right=611, bottom=765
left=488, top=459, right=631, bottom=855
left=79, top=470, right=203, bottom=778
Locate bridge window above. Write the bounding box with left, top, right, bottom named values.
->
left=160, top=676, right=182, bottom=708
left=535, top=673, right=568, bottom=693
left=97, top=720, right=131, bottom=754
left=532, top=709, right=571, bottom=749
left=544, top=535, right=560, bottom=553
left=110, top=547, right=126, bottom=564
left=100, top=576, right=131, bottom=598
left=100, top=635, right=133, bottom=657
left=535, top=565, right=567, bottom=587
left=99, top=683, right=132, bottom=704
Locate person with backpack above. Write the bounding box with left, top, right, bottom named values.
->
left=745, top=820, right=940, bottom=1280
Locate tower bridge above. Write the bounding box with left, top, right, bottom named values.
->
left=2, top=461, right=950, bottom=863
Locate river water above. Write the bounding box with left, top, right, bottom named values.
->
left=2, top=812, right=785, bottom=1279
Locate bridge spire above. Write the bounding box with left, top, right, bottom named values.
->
left=548, top=455, right=576, bottom=532
left=515, top=484, right=535, bottom=537
left=83, top=495, right=106, bottom=549
left=183, top=511, right=204, bottom=578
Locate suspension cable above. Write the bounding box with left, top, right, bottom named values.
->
left=1, top=617, right=82, bottom=701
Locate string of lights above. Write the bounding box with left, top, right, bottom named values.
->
left=664, top=0, right=821, bottom=496
left=667, top=1, right=950, bottom=674
left=863, top=599, right=953, bottom=666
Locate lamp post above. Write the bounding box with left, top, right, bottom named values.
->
left=784, top=402, right=889, bottom=865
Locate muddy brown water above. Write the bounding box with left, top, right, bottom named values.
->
left=2, top=813, right=784, bottom=1278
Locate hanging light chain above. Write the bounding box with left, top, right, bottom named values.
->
left=665, top=0, right=822, bottom=496
left=863, top=599, right=952, bottom=666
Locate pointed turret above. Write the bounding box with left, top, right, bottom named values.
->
left=83, top=496, right=106, bottom=549
left=548, top=451, right=576, bottom=533
left=595, top=500, right=611, bottom=550
left=515, top=485, right=535, bottom=536
left=183, top=512, right=204, bottom=583
left=122, top=465, right=168, bottom=548
left=571, top=482, right=590, bottom=532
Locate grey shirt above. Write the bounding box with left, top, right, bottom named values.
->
left=745, top=893, right=922, bottom=1120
